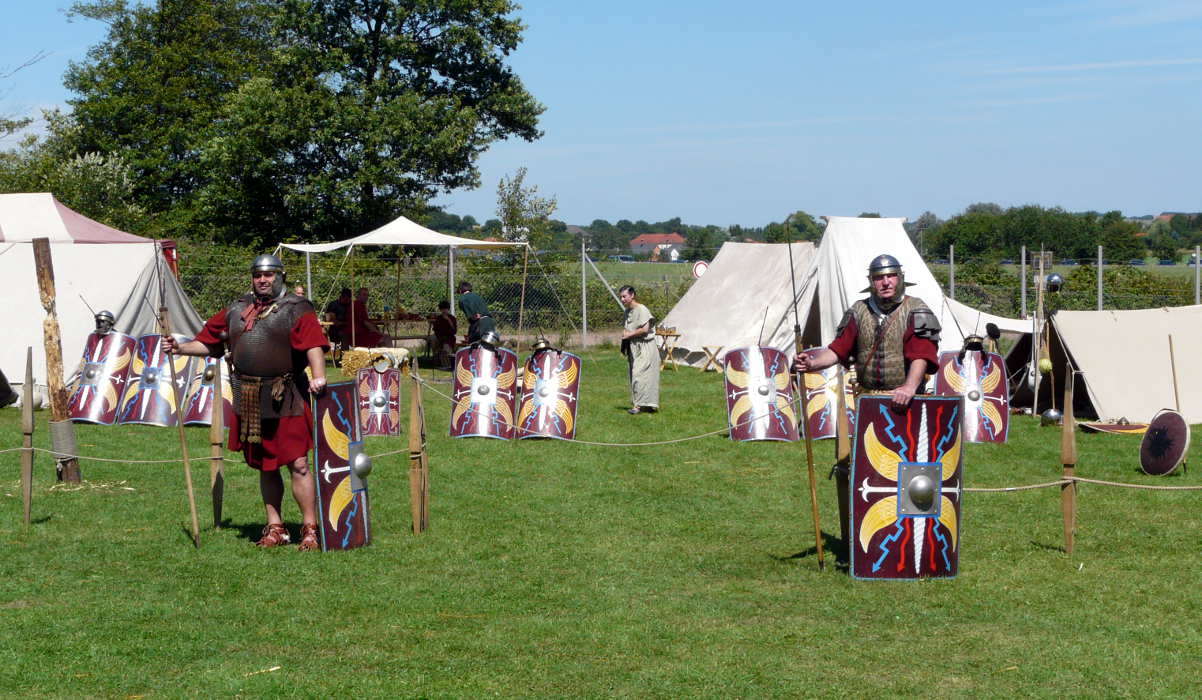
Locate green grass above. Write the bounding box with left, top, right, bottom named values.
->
left=2, top=354, right=1201, bottom=697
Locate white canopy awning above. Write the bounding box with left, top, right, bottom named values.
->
left=278, top=215, right=525, bottom=252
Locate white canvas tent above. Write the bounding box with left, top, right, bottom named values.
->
left=795, top=216, right=967, bottom=354
left=659, top=218, right=1033, bottom=369
left=1, top=193, right=202, bottom=384
left=1028, top=306, right=1202, bottom=424
left=276, top=213, right=526, bottom=309
left=659, top=242, right=816, bottom=367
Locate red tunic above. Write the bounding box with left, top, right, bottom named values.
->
left=827, top=312, right=939, bottom=381
left=348, top=299, right=384, bottom=347
left=196, top=307, right=329, bottom=471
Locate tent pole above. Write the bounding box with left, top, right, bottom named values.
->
left=516, top=245, right=529, bottom=354
left=306, top=252, right=312, bottom=301
left=581, top=237, right=587, bottom=349
left=448, top=247, right=455, bottom=308
left=1020, top=245, right=1027, bottom=318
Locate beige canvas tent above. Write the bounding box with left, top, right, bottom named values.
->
left=1, top=193, right=202, bottom=384
left=659, top=241, right=815, bottom=367
left=1019, top=305, right=1202, bottom=424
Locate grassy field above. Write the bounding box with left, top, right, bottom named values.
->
left=2, top=353, right=1201, bottom=697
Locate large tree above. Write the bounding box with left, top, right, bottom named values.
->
left=63, top=0, right=543, bottom=244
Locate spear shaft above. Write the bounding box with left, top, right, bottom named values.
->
left=787, top=240, right=824, bottom=571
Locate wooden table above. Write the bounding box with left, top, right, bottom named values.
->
left=700, top=345, right=724, bottom=372
left=656, top=328, right=682, bottom=370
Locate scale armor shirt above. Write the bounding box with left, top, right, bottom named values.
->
left=833, top=295, right=940, bottom=391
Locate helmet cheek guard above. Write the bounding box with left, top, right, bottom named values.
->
left=250, top=254, right=287, bottom=298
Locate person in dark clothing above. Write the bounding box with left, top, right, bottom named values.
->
left=431, top=299, right=458, bottom=367
left=323, top=288, right=352, bottom=345
left=457, top=281, right=496, bottom=343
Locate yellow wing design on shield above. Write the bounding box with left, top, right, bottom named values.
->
left=523, top=363, right=537, bottom=391
left=102, top=382, right=120, bottom=412
left=725, top=366, right=748, bottom=389
left=495, top=397, right=514, bottom=428
left=803, top=371, right=828, bottom=389
left=941, top=360, right=966, bottom=394
left=729, top=395, right=751, bottom=430
left=859, top=496, right=898, bottom=553
left=864, top=426, right=902, bottom=481
left=980, top=361, right=1002, bottom=394
left=322, top=410, right=349, bottom=460
left=455, top=361, right=473, bottom=389
left=806, top=391, right=830, bottom=419
left=112, top=346, right=132, bottom=374
left=938, top=496, right=958, bottom=549
left=517, top=396, right=534, bottom=427
left=775, top=395, right=796, bottom=426
left=558, top=360, right=578, bottom=389
left=555, top=401, right=574, bottom=436
left=496, top=364, right=516, bottom=391
left=327, top=477, right=353, bottom=532
left=980, top=400, right=1003, bottom=433
left=774, top=368, right=791, bottom=390
left=452, top=395, right=471, bottom=427
left=939, top=434, right=961, bottom=473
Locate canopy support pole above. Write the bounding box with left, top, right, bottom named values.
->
left=581, top=237, right=587, bottom=348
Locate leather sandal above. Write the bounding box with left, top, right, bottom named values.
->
left=297, top=523, right=320, bottom=552
left=256, top=523, right=291, bottom=548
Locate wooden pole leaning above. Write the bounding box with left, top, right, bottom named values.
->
left=21, top=347, right=35, bottom=525
left=1060, top=370, right=1078, bottom=555
left=209, top=359, right=225, bottom=529
left=798, top=379, right=825, bottom=571
left=1168, top=335, right=1182, bottom=413
left=516, top=245, right=530, bottom=355
left=834, top=367, right=853, bottom=554
left=407, top=360, right=429, bottom=534
left=32, top=238, right=81, bottom=482
left=160, top=306, right=201, bottom=548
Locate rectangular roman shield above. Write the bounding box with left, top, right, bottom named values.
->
left=723, top=346, right=798, bottom=442
left=312, top=380, right=371, bottom=551
left=181, top=357, right=235, bottom=428
left=356, top=366, right=401, bottom=436
left=934, top=350, right=1009, bottom=443
left=517, top=348, right=582, bottom=440
left=802, top=364, right=856, bottom=440
left=450, top=345, right=519, bottom=440
left=850, top=394, right=963, bottom=580
left=117, top=334, right=197, bottom=427
left=69, top=331, right=137, bottom=425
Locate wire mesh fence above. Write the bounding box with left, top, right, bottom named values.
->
left=174, top=244, right=1202, bottom=348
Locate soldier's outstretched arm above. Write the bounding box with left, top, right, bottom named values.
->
left=793, top=347, right=837, bottom=373
left=162, top=337, right=213, bottom=357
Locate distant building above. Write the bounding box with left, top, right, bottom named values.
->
left=629, top=232, right=685, bottom=259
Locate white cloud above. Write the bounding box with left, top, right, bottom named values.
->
left=985, top=58, right=1202, bottom=75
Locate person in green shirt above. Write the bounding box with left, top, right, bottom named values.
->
left=457, top=281, right=496, bottom=343
left=620, top=285, right=660, bottom=414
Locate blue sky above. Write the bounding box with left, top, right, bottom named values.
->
left=3, top=1, right=1201, bottom=227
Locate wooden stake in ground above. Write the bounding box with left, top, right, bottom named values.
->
left=209, top=360, right=225, bottom=529
left=407, top=360, right=429, bottom=533
left=21, top=347, right=34, bottom=525
left=1060, top=370, right=1078, bottom=555
left=31, top=238, right=81, bottom=482
left=160, top=305, right=201, bottom=548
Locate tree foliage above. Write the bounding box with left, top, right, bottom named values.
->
left=495, top=167, right=557, bottom=251
left=53, top=0, right=543, bottom=245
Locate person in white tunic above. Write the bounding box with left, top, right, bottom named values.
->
left=619, top=285, right=660, bottom=414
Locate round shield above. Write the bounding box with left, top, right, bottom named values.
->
left=1140, top=409, right=1190, bottom=476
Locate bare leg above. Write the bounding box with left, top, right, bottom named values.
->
left=288, top=456, right=318, bottom=526
left=260, top=469, right=285, bottom=525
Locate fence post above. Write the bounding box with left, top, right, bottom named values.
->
left=581, top=238, right=588, bottom=349
left=1020, top=245, right=1027, bottom=318
left=1195, top=245, right=1200, bottom=305
left=948, top=244, right=955, bottom=300
left=1060, top=370, right=1077, bottom=555
left=1097, top=245, right=1103, bottom=311
left=448, top=247, right=456, bottom=308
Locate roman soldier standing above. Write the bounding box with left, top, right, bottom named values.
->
left=165, top=254, right=329, bottom=550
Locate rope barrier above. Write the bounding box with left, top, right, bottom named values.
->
left=964, top=479, right=1068, bottom=493
left=1069, top=475, right=1202, bottom=491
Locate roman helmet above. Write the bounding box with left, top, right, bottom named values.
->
left=250, top=254, right=287, bottom=299
left=94, top=310, right=116, bottom=335
left=862, top=253, right=906, bottom=299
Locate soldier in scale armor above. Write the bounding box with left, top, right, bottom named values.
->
left=164, top=254, right=329, bottom=550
